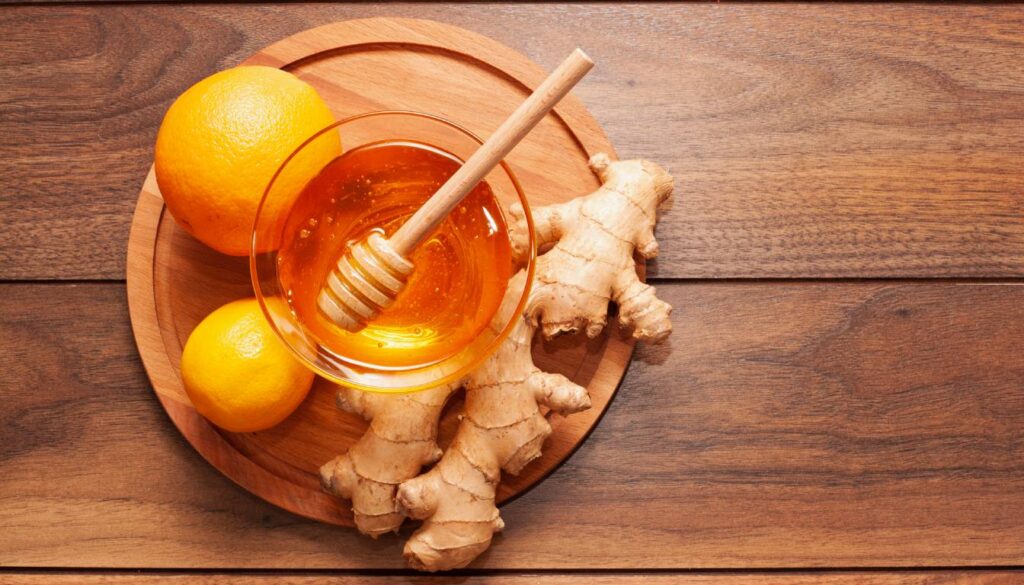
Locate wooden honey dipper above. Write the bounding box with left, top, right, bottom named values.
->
left=317, top=49, right=594, bottom=332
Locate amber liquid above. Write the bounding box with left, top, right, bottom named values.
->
left=277, top=141, right=513, bottom=369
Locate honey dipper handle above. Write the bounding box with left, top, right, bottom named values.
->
left=389, top=48, right=595, bottom=257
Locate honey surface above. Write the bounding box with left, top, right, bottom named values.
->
left=278, top=141, right=512, bottom=369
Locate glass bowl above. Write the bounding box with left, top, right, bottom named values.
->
left=251, top=111, right=535, bottom=393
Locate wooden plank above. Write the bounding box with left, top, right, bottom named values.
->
left=3, top=282, right=1024, bottom=569
left=2, top=4, right=1024, bottom=280
left=0, top=571, right=1022, bottom=585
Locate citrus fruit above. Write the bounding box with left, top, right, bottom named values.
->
left=181, top=298, right=314, bottom=433
left=155, top=66, right=340, bottom=256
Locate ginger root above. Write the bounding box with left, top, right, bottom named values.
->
left=322, top=153, right=674, bottom=570
left=320, top=383, right=458, bottom=536
left=396, top=268, right=593, bottom=570
left=398, top=153, right=673, bottom=570
left=515, top=153, right=673, bottom=342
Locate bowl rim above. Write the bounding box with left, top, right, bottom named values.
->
left=250, top=109, right=536, bottom=393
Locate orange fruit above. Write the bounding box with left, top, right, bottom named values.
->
left=155, top=66, right=340, bottom=256
left=181, top=298, right=315, bottom=433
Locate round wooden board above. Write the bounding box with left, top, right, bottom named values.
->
left=126, top=17, right=635, bottom=526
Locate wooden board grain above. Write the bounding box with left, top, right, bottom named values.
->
left=1, top=572, right=1021, bottom=585
left=125, top=17, right=629, bottom=527
left=5, top=281, right=1024, bottom=569
left=3, top=4, right=1024, bottom=280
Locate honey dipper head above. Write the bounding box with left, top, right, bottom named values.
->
left=317, top=232, right=414, bottom=332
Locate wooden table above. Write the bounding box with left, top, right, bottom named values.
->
left=2, top=3, right=1023, bottom=584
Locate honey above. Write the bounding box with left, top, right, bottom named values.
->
left=277, top=141, right=513, bottom=369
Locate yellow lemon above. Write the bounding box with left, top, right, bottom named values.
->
left=181, top=298, right=314, bottom=432
left=155, top=66, right=340, bottom=256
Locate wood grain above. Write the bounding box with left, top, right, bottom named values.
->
left=4, top=281, right=1024, bottom=569
left=2, top=4, right=1024, bottom=280
left=1, top=572, right=1021, bottom=585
